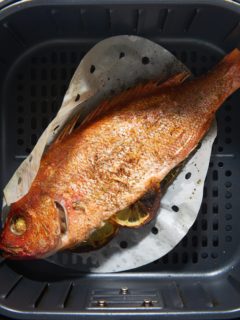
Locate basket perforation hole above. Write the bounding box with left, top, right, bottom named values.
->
left=180, top=51, right=187, bottom=63
left=172, top=253, right=178, bottom=264
left=210, top=55, right=218, bottom=62
left=201, top=252, right=208, bottom=259
left=71, top=52, right=77, bottom=63
left=51, top=52, right=57, bottom=63
left=18, top=117, right=24, bottom=124
left=51, top=68, right=57, bottom=80
left=41, top=86, right=47, bottom=97
left=225, top=178, right=232, bottom=189
left=202, top=236, right=208, bottom=247
left=17, top=139, right=24, bottom=146
left=225, top=235, right=232, bottom=242
left=31, top=118, right=37, bottom=130
left=17, top=73, right=24, bottom=80
left=200, top=67, right=207, bottom=74
left=30, top=102, right=37, bottom=113
left=201, top=219, right=207, bottom=231
left=225, top=191, right=232, bottom=199
left=61, top=69, right=67, bottom=80
left=225, top=116, right=231, bottom=122
left=182, top=252, right=188, bottom=264
left=201, top=202, right=207, bottom=214
left=212, top=187, right=218, bottom=197
left=41, top=101, right=47, bottom=113
left=212, top=235, right=219, bottom=247
left=192, top=236, right=198, bottom=247
left=30, top=69, right=36, bottom=80
left=201, top=55, right=207, bottom=62
left=60, top=52, right=67, bottom=64
left=30, top=86, right=36, bottom=97
left=17, top=95, right=23, bottom=102
left=212, top=170, right=218, bottom=181
left=225, top=213, right=232, bottom=221
left=225, top=104, right=232, bottom=112
left=17, top=105, right=24, bottom=113
left=191, top=67, right=197, bottom=75
left=41, top=69, right=47, bottom=80
left=120, top=241, right=128, bottom=249
left=41, top=56, right=48, bottom=64
left=31, top=57, right=37, bottom=64
left=192, top=252, right=198, bottom=263
left=225, top=203, right=232, bottom=209
left=225, top=126, right=231, bottom=133
left=211, top=252, right=218, bottom=259
left=225, top=137, right=232, bottom=144
left=51, top=85, right=57, bottom=97
left=225, top=225, right=232, bottom=231
left=213, top=220, right=218, bottom=231
left=225, top=170, right=232, bottom=177
left=190, top=51, right=197, bottom=62
left=151, top=227, right=158, bottom=235
left=25, top=147, right=31, bottom=154
left=213, top=203, right=218, bottom=214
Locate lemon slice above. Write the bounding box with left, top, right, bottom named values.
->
left=111, top=187, right=161, bottom=228
left=71, top=221, right=119, bottom=253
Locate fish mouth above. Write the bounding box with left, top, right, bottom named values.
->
left=0, top=239, right=26, bottom=259
left=0, top=243, right=15, bottom=258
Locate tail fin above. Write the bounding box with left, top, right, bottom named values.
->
left=214, top=48, right=240, bottom=93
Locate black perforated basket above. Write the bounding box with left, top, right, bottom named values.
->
left=0, top=0, right=240, bottom=319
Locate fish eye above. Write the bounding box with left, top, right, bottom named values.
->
left=10, top=215, right=27, bottom=236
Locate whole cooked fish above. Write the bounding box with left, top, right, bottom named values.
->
left=1, top=49, right=240, bottom=258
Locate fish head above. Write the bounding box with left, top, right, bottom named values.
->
left=0, top=195, right=64, bottom=259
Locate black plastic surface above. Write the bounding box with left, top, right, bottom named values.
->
left=0, top=0, right=240, bottom=319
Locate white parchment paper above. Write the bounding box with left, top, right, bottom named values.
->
left=2, top=36, right=217, bottom=272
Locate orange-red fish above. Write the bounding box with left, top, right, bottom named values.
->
left=1, top=49, right=240, bottom=258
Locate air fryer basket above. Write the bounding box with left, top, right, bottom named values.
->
left=0, top=0, right=240, bottom=319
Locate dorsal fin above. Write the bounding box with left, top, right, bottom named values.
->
left=54, top=71, right=190, bottom=144
left=80, top=71, right=190, bottom=128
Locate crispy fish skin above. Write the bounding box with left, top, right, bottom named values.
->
left=1, top=49, right=240, bottom=258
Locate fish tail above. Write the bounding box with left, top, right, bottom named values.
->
left=212, top=49, right=240, bottom=100
left=215, top=48, right=240, bottom=94
left=191, top=48, right=240, bottom=114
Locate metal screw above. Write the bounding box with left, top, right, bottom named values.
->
left=120, top=287, right=129, bottom=295
left=143, top=299, right=153, bottom=307
left=97, top=300, right=107, bottom=307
